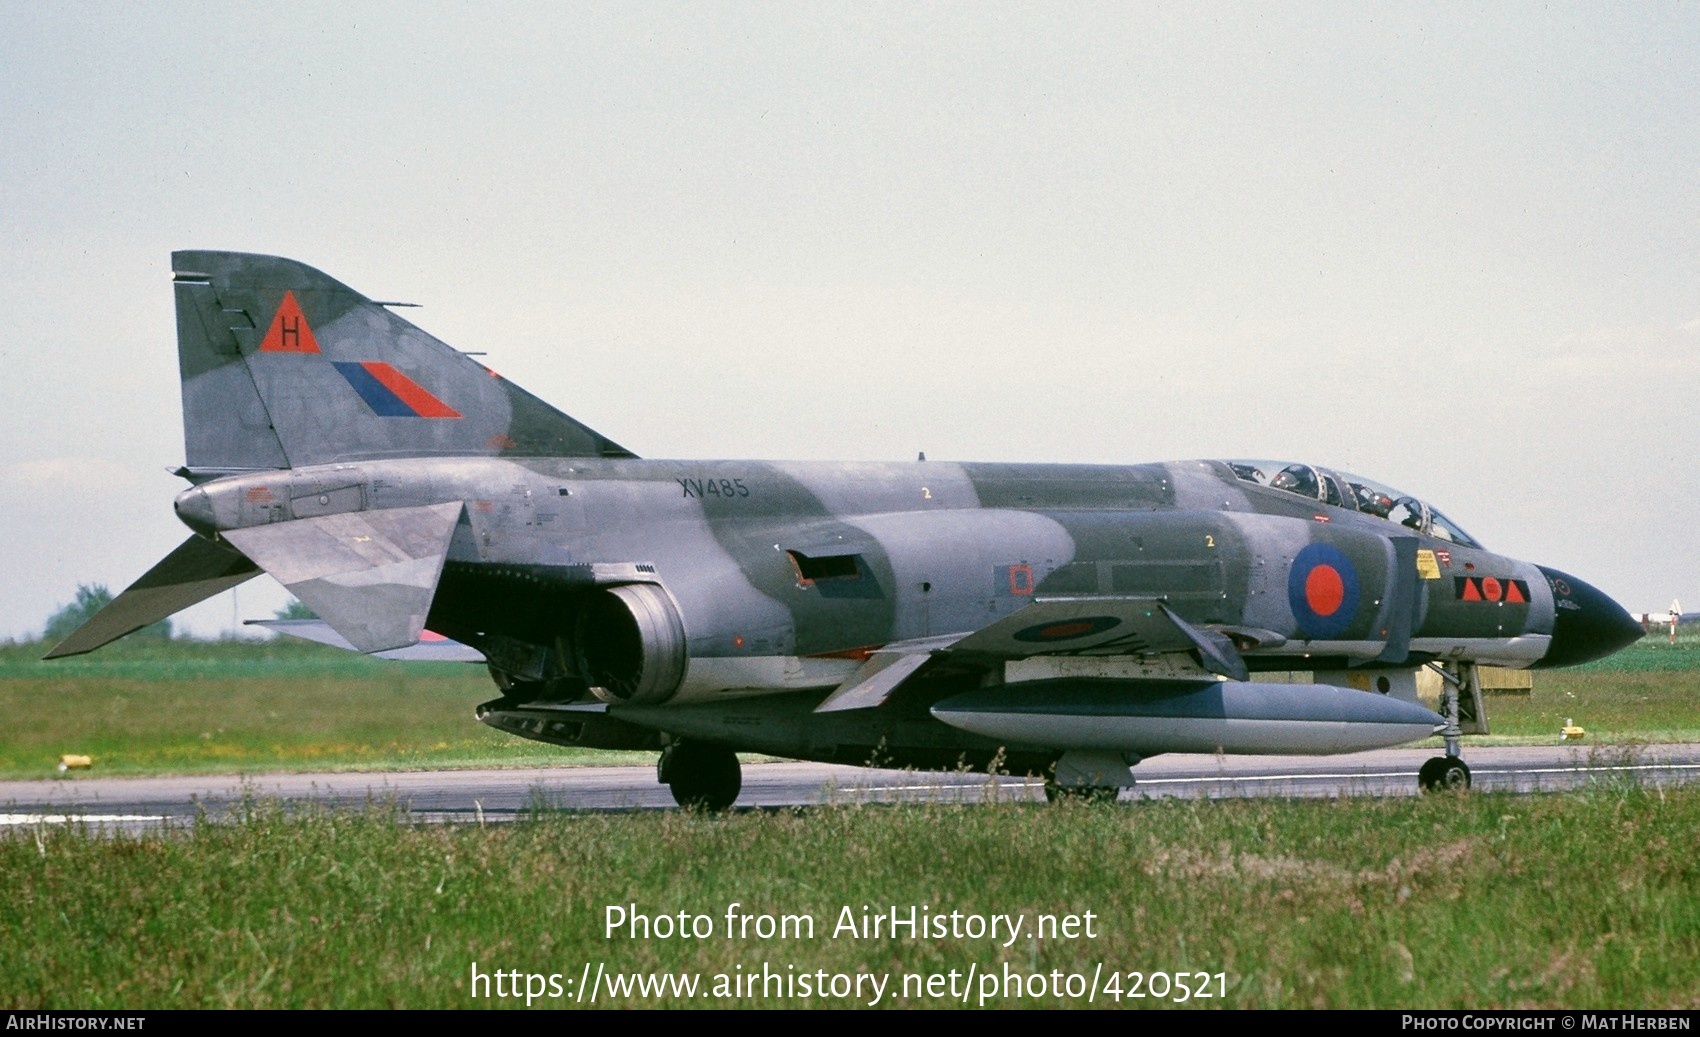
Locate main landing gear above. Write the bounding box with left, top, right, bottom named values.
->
left=1043, top=784, right=1120, bottom=804
left=1419, top=661, right=1484, bottom=793
left=1043, top=750, right=1137, bottom=804
left=658, top=741, right=742, bottom=811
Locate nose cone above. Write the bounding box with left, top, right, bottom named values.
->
left=1532, top=567, right=1645, bottom=668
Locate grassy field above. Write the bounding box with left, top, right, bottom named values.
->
left=2, top=785, right=1696, bottom=1008
left=4, top=634, right=1697, bottom=1010
left=2, top=629, right=1697, bottom=779
left=0, top=640, right=643, bottom=778
left=1468, top=626, right=1700, bottom=743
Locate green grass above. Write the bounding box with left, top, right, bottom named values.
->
left=0, top=640, right=640, bottom=778
left=1448, top=628, right=1700, bottom=745
left=1567, top=625, right=1700, bottom=674
left=3, top=630, right=1698, bottom=779
left=3, top=786, right=1696, bottom=1008
left=1487, top=669, right=1700, bottom=743
left=6, top=636, right=1696, bottom=1009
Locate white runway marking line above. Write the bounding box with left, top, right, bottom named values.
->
left=1138, top=771, right=1410, bottom=785
left=846, top=775, right=1404, bottom=790
left=846, top=760, right=1700, bottom=793
left=840, top=781, right=1036, bottom=794
left=2, top=813, right=173, bottom=825
left=1509, top=762, right=1700, bottom=776
left=1135, top=761, right=1700, bottom=785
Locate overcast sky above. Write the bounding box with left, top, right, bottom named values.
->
left=3, top=2, right=1696, bottom=642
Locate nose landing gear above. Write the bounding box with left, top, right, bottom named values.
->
left=1419, top=661, right=1484, bottom=792
left=1417, top=754, right=1471, bottom=792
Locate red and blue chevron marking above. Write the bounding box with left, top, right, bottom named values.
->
left=332, top=362, right=460, bottom=418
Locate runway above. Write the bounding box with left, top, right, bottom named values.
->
left=4, top=742, right=1699, bottom=831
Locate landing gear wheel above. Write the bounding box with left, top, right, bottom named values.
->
left=1418, top=756, right=1471, bottom=793
left=659, top=743, right=742, bottom=811
left=1043, top=784, right=1120, bottom=804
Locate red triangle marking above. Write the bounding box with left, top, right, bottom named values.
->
left=1505, top=580, right=1527, bottom=604
left=259, top=290, right=320, bottom=353
left=1461, top=578, right=1482, bottom=601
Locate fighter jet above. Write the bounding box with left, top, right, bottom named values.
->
left=48, top=252, right=1645, bottom=808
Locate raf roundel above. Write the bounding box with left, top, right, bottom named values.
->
left=1012, top=615, right=1122, bottom=644
left=1287, top=543, right=1362, bottom=640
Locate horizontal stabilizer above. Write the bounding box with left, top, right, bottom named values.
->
left=223, top=501, right=462, bottom=653
left=248, top=619, right=485, bottom=662
left=44, top=536, right=259, bottom=658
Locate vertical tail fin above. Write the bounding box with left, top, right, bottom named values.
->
left=172, top=251, right=634, bottom=472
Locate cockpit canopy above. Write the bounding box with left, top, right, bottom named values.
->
left=1223, top=460, right=1481, bottom=548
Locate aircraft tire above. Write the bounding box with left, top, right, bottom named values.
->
left=1043, top=783, right=1121, bottom=804
left=1418, top=756, right=1471, bottom=793
left=661, top=742, right=742, bottom=811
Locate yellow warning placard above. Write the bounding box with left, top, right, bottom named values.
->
left=1415, top=549, right=1442, bottom=580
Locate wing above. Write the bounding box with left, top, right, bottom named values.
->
left=815, top=596, right=1269, bottom=713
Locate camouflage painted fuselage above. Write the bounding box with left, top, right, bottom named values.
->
left=54, top=251, right=1644, bottom=791
left=179, top=454, right=1564, bottom=694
